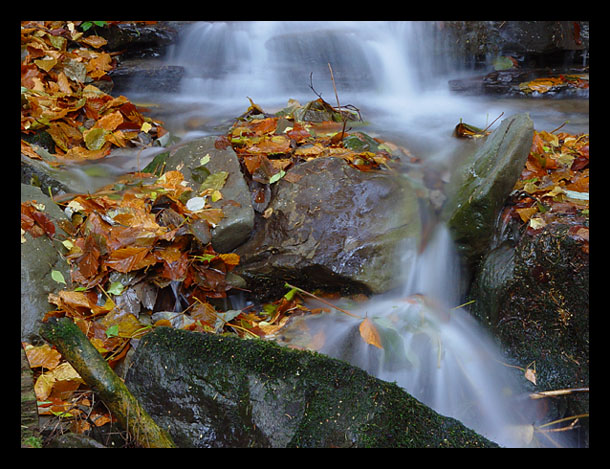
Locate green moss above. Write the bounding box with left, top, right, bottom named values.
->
left=133, top=327, right=498, bottom=447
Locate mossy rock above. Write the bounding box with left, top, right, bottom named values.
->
left=442, top=113, right=533, bottom=269
left=125, top=327, right=498, bottom=447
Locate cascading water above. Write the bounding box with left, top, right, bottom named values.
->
left=275, top=225, right=539, bottom=447
left=155, top=21, right=584, bottom=446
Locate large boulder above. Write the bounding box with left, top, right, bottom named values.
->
left=125, top=327, right=497, bottom=448
left=161, top=136, right=255, bottom=253
left=235, top=157, right=420, bottom=299
left=442, top=113, right=533, bottom=270
left=21, top=184, right=73, bottom=342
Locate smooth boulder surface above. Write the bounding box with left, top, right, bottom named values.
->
left=235, top=157, right=421, bottom=299
left=162, top=136, right=255, bottom=253
left=21, top=184, right=72, bottom=342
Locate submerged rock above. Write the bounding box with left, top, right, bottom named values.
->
left=235, top=157, right=420, bottom=299
left=125, top=327, right=498, bottom=448
left=442, top=113, right=533, bottom=270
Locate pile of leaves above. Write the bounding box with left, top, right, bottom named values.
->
left=21, top=166, right=244, bottom=427
left=518, top=74, right=589, bottom=95
left=502, top=128, right=589, bottom=250
left=216, top=98, right=395, bottom=191
left=21, top=21, right=166, bottom=163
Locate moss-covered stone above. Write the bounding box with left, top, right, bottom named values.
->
left=125, top=327, right=498, bottom=447
left=442, top=113, right=533, bottom=270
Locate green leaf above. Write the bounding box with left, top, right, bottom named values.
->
left=51, top=270, right=66, bottom=285
left=200, top=171, right=228, bottom=191
left=493, top=55, right=516, bottom=71
left=283, top=286, right=298, bottom=301
left=84, top=128, right=107, bottom=151
left=194, top=254, right=217, bottom=263
left=269, top=169, right=286, bottom=184
left=105, top=324, right=119, bottom=338
left=107, top=281, right=124, bottom=296
left=191, top=165, right=211, bottom=184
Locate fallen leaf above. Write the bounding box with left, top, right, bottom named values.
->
left=524, top=365, right=536, bottom=385
left=24, top=343, right=62, bottom=370
left=359, top=317, right=383, bottom=349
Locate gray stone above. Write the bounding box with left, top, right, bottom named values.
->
left=21, top=184, right=72, bottom=342
left=235, top=157, right=420, bottom=299
left=163, top=137, right=255, bottom=253
left=442, top=113, right=533, bottom=268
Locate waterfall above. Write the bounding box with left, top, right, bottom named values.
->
left=161, top=21, right=579, bottom=447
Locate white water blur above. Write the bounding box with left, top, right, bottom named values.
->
left=276, top=226, right=538, bottom=447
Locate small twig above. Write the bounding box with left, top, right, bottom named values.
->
left=328, top=63, right=348, bottom=141
left=481, top=111, right=504, bottom=133
left=550, top=121, right=569, bottom=134
left=284, top=283, right=361, bottom=319
left=308, top=72, right=324, bottom=100
left=529, top=387, right=589, bottom=400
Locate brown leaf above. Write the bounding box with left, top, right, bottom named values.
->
left=24, top=343, right=62, bottom=370
left=359, top=317, right=383, bottom=349
left=79, top=35, right=108, bottom=49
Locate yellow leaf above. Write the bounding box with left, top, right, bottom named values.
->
left=51, top=362, right=83, bottom=383
left=528, top=216, right=546, bottom=230
left=141, top=122, right=152, bottom=133
left=34, top=372, right=55, bottom=401
left=516, top=206, right=537, bottom=223
left=359, top=317, right=383, bottom=349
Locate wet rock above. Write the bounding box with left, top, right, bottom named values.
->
left=96, top=21, right=183, bottom=59
left=449, top=68, right=589, bottom=98
left=470, top=223, right=589, bottom=446
left=108, top=60, right=185, bottom=94
left=162, top=136, right=254, bottom=253
left=442, top=113, right=533, bottom=270
left=125, top=327, right=498, bottom=447
left=471, top=223, right=588, bottom=388
left=443, top=21, right=589, bottom=70
left=234, top=157, right=420, bottom=299
left=21, top=184, right=73, bottom=342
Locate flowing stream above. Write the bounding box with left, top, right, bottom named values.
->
left=122, top=21, right=587, bottom=447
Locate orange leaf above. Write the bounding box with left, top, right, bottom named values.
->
left=218, top=253, right=240, bottom=268
left=80, top=35, right=108, bottom=49
left=359, top=317, right=383, bottom=349
left=21, top=140, right=42, bottom=160
left=104, top=246, right=155, bottom=273
left=94, top=110, right=124, bottom=132
left=24, top=343, right=62, bottom=370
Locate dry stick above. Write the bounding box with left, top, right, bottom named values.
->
left=41, top=317, right=176, bottom=448
left=284, top=282, right=362, bottom=319
left=327, top=63, right=348, bottom=141
left=529, top=387, right=589, bottom=400
left=481, top=111, right=504, bottom=133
